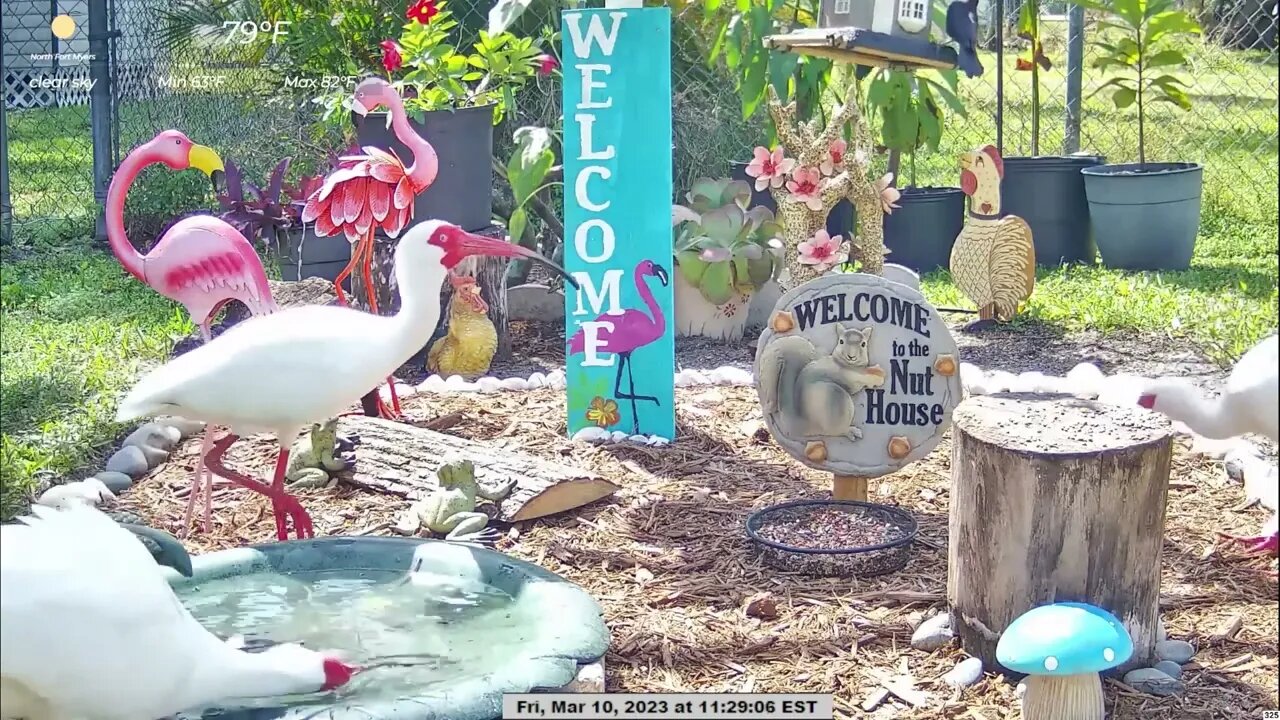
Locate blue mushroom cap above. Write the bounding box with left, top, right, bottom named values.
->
left=995, top=602, right=1134, bottom=676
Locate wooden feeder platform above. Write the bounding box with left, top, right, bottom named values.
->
left=765, top=27, right=958, bottom=71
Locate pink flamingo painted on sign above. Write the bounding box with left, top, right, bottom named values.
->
left=105, top=129, right=278, bottom=537
left=568, top=260, right=670, bottom=434
left=302, top=78, right=440, bottom=420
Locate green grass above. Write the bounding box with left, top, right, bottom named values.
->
left=0, top=239, right=193, bottom=518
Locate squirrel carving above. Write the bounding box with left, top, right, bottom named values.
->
left=758, top=324, right=887, bottom=441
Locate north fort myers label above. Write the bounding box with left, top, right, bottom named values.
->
left=754, top=273, right=962, bottom=477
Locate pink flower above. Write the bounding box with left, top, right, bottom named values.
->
left=537, top=54, right=558, bottom=76
left=874, top=172, right=902, bottom=214
left=820, top=138, right=847, bottom=176
left=785, top=166, right=825, bottom=211
left=796, top=229, right=848, bottom=274
left=744, top=146, right=796, bottom=192
left=380, top=40, right=403, bottom=73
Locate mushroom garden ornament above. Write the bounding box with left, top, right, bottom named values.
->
left=995, top=602, right=1133, bottom=720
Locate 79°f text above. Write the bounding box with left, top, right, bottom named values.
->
left=502, top=693, right=832, bottom=719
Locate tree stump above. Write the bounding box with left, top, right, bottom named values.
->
left=947, top=393, right=1174, bottom=672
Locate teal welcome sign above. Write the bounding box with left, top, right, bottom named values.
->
left=562, top=6, right=676, bottom=440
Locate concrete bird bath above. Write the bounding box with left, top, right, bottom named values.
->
left=163, top=536, right=609, bottom=720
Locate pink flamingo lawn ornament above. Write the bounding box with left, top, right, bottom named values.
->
left=567, top=260, right=670, bottom=435
left=302, top=77, right=440, bottom=420
left=105, top=129, right=278, bottom=537
left=116, top=220, right=578, bottom=541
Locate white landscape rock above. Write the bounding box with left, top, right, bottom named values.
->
left=93, top=471, right=134, bottom=494
left=1154, top=639, right=1196, bottom=664
left=1123, top=667, right=1184, bottom=696
left=156, top=416, right=205, bottom=440
left=941, top=657, right=984, bottom=688
left=105, top=445, right=149, bottom=478
left=910, top=612, right=955, bottom=652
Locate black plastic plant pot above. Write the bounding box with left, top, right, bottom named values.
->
left=1000, top=155, right=1105, bottom=266
left=881, top=186, right=965, bottom=273
left=354, top=104, right=495, bottom=233
left=278, top=225, right=350, bottom=284
left=745, top=500, right=918, bottom=577
left=1081, top=162, right=1203, bottom=271
left=729, top=161, right=854, bottom=241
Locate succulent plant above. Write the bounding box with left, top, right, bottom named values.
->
left=672, top=178, right=783, bottom=306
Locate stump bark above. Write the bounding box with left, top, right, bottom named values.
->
left=947, top=393, right=1174, bottom=671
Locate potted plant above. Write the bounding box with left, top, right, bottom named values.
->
left=1069, top=0, right=1204, bottom=270
left=999, top=0, right=1107, bottom=266
left=867, top=68, right=968, bottom=273
left=672, top=178, right=784, bottom=341
left=312, top=0, right=546, bottom=233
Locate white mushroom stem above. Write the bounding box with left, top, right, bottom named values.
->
left=1021, top=673, right=1104, bottom=720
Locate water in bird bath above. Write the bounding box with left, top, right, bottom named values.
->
left=166, top=538, right=610, bottom=720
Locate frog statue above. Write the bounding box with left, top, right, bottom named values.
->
left=284, top=417, right=351, bottom=489
left=416, top=458, right=515, bottom=545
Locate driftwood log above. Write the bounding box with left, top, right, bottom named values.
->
left=947, top=393, right=1174, bottom=672
left=338, top=415, right=618, bottom=522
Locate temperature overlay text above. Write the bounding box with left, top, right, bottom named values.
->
left=502, top=693, right=833, bottom=719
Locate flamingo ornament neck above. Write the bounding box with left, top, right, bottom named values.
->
left=635, top=271, right=665, bottom=337
left=104, top=148, right=153, bottom=282
left=378, top=91, right=439, bottom=192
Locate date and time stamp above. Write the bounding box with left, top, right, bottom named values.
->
left=502, top=694, right=831, bottom=720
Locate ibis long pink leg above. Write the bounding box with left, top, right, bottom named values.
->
left=179, top=322, right=218, bottom=537
left=353, top=230, right=402, bottom=420
left=204, top=434, right=314, bottom=542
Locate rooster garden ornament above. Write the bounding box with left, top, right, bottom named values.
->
left=949, top=145, right=1036, bottom=324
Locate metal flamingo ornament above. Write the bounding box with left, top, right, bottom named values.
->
left=567, top=260, right=670, bottom=435
left=302, top=78, right=440, bottom=420
left=116, top=220, right=579, bottom=541
left=104, top=129, right=278, bottom=537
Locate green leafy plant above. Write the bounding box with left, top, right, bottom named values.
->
left=697, top=0, right=833, bottom=130
left=864, top=69, right=966, bottom=187
left=312, top=0, right=545, bottom=127
left=1068, top=0, right=1202, bottom=165
left=503, top=126, right=561, bottom=247
left=672, top=178, right=783, bottom=305
left=1015, top=0, right=1053, bottom=155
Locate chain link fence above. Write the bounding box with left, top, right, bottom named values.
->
left=3, top=0, right=1276, bottom=247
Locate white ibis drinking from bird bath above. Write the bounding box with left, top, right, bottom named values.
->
left=116, top=220, right=578, bottom=541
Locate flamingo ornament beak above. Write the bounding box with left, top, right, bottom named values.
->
left=442, top=230, right=580, bottom=290
left=654, top=263, right=670, bottom=287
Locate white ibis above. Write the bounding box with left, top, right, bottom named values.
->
left=0, top=503, right=355, bottom=719
left=115, top=220, right=577, bottom=540
left=1139, top=333, right=1278, bottom=556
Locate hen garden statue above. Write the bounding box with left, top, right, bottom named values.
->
left=104, top=129, right=279, bottom=537
left=427, top=273, right=498, bottom=379
left=303, top=78, right=440, bottom=420
left=116, top=220, right=578, bottom=541
left=949, top=145, right=1036, bottom=327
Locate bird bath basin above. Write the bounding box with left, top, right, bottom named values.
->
left=164, top=536, right=609, bottom=720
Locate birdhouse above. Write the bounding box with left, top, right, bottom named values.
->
left=819, top=0, right=932, bottom=42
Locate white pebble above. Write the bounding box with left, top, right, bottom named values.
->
left=417, top=375, right=446, bottom=392
left=673, top=371, right=695, bottom=388
left=609, top=430, right=629, bottom=442
left=910, top=612, right=955, bottom=652
left=942, top=657, right=984, bottom=688
left=500, top=377, right=529, bottom=391
left=526, top=372, right=547, bottom=388
left=443, top=374, right=469, bottom=389
left=545, top=370, right=567, bottom=389
left=985, top=370, right=1015, bottom=393
left=572, top=427, right=609, bottom=442
left=475, top=377, right=503, bottom=393
left=1065, top=362, right=1105, bottom=397
left=628, top=434, right=649, bottom=443
left=716, top=366, right=753, bottom=385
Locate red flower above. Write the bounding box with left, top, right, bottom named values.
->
left=405, top=0, right=438, bottom=24
left=537, top=53, right=558, bottom=76
left=380, top=40, right=403, bottom=73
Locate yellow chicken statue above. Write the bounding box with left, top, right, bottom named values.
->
left=949, top=145, right=1036, bottom=324
left=426, top=273, right=497, bottom=379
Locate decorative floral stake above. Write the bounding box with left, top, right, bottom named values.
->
left=744, top=146, right=796, bottom=192
left=797, top=229, right=849, bottom=274
left=761, top=84, right=892, bottom=287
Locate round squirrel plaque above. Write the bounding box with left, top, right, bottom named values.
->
left=754, top=272, right=962, bottom=477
